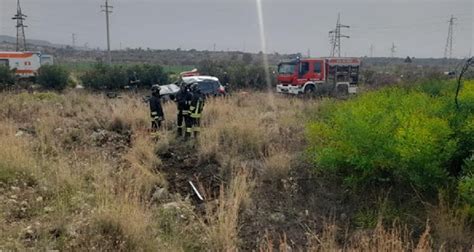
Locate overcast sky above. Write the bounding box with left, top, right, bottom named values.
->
left=0, top=0, right=472, bottom=58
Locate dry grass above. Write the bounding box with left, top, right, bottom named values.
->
left=0, top=90, right=471, bottom=251
left=198, top=93, right=311, bottom=179
left=205, top=167, right=253, bottom=250
left=428, top=196, right=473, bottom=249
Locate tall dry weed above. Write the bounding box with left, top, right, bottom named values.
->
left=206, top=167, right=253, bottom=250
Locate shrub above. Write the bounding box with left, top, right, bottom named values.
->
left=37, top=65, right=70, bottom=91
left=307, top=80, right=474, bottom=192
left=197, top=59, right=275, bottom=90
left=128, top=64, right=169, bottom=87
left=0, top=65, right=15, bottom=88
left=459, top=155, right=474, bottom=215
left=81, top=63, right=169, bottom=90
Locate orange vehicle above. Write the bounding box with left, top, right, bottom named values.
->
left=0, top=51, right=54, bottom=79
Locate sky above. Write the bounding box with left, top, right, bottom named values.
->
left=0, top=0, right=472, bottom=58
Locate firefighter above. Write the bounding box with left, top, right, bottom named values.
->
left=222, top=72, right=230, bottom=94
left=128, top=71, right=140, bottom=93
left=184, top=83, right=195, bottom=140
left=189, top=83, right=205, bottom=138
left=149, top=84, right=164, bottom=131
left=174, top=83, right=192, bottom=137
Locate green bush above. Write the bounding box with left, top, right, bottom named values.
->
left=127, top=64, right=169, bottom=87
left=81, top=63, right=169, bottom=90
left=81, top=63, right=125, bottom=90
left=197, top=59, right=274, bottom=90
left=307, top=80, right=474, bottom=192
left=37, top=65, right=70, bottom=91
left=0, top=65, right=15, bottom=88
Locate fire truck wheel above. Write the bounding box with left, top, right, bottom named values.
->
left=336, top=85, right=349, bottom=98
left=304, top=85, right=316, bottom=95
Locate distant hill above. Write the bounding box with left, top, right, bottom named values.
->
left=0, top=35, right=65, bottom=48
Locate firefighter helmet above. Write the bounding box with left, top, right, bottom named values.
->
left=190, top=83, right=200, bottom=93
left=151, top=84, right=161, bottom=93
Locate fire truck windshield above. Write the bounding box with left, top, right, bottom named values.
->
left=278, top=63, right=295, bottom=74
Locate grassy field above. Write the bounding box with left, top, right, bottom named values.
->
left=0, top=88, right=472, bottom=250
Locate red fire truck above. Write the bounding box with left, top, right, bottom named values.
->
left=276, top=57, right=360, bottom=96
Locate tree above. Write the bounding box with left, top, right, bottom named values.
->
left=0, top=65, right=15, bottom=88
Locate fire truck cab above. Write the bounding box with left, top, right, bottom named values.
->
left=276, top=57, right=360, bottom=96
left=0, top=51, right=54, bottom=79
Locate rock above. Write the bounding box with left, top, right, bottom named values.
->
left=11, top=186, right=20, bottom=192
left=44, top=206, right=54, bottom=213
left=15, top=131, right=24, bottom=137
left=152, top=188, right=169, bottom=202
left=162, top=202, right=183, bottom=210
left=10, top=194, right=18, bottom=199
left=270, top=212, right=286, bottom=223
left=91, top=130, right=108, bottom=145
left=54, top=128, right=64, bottom=134
left=25, top=226, right=34, bottom=235
left=36, top=196, right=43, bottom=202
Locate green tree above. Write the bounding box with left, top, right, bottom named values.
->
left=0, top=65, right=15, bottom=88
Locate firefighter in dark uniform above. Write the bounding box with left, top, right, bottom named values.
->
left=174, top=83, right=192, bottom=137
left=149, top=84, right=164, bottom=131
left=184, top=83, right=195, bottom=140
left=189, top=83, right=205, bottom=138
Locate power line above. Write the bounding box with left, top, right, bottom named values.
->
left=329, top=13, right=350, bottom=57
left=12, top=0, right=27, bottom=52
left=101, top=0, right=113, bottom=64
left=444, top=15, right=456, bottom=59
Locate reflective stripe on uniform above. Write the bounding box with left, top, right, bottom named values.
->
left=186, top=128, right=193, bottom=133
left=151, top=112, right=158, bottom=116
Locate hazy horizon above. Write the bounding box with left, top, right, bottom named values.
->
left=0, top=0, right=472, bottom=58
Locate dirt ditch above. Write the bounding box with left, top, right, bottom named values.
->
left=158, top=142, right=223, bottom=204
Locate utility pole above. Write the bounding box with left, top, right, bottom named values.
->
left=12, top=0, right=27, bottom=52
left=390, top=42, right=397, bottom=58
left=369, top=44, right=374, bottom=58
left=213, top=43, right=216, bottom=52
left=72, top=33, right=77, bottom=48
left=444, top=15, right=456, bottom=59
left=329, top=13, right=350, bottom=57
left=101, top=0, right=113, bottom=64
